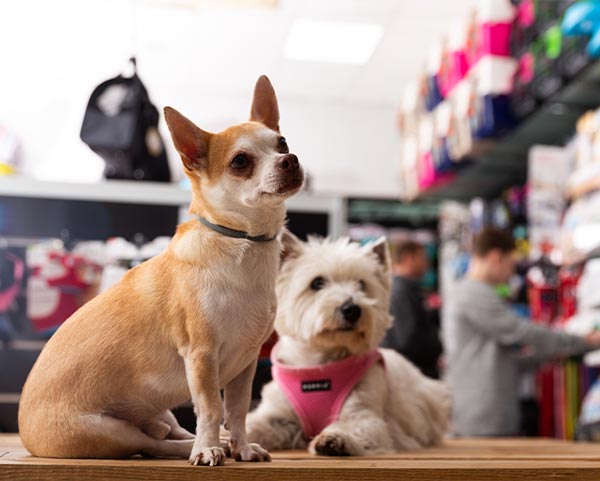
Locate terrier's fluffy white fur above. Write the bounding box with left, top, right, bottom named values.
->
left=247, top=232, right=451, bottom=456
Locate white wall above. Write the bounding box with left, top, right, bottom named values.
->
left=0, top=0, right=401, bottom=197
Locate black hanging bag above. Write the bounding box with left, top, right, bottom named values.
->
left=80, top=58, right=171, bottom=182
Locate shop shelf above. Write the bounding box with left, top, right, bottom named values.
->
left=0, top=177, right=347, bottom=237
left=417, top=61, right=600, bottom=202
left=0, top=176, right=340, bottom=212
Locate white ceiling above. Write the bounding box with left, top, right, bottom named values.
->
left=135, top=0, right=476, bottom=109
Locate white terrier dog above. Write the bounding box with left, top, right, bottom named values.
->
left=246, top=232, right=450, bottom=456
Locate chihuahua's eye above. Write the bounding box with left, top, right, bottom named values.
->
left=359, top=279, right=367, bottom=291
left=310, top=276, right=326, bottom=291
left=278, top=136, right=289, bottom=153
left=230, top=154, right=249, bottom=170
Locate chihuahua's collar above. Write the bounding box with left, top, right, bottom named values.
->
left=197, top=216, right=277, bottom=242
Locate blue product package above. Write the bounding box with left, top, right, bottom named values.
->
left=425, top=74, right=444, bottom=111
left=472, top=94, right=517, bottom=138
left=432, top=138, right=456, bottom=173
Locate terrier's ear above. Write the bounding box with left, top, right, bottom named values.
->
left=365, top=237, right=391, bottom=273
left=280, top=228, right=304, bottom=264
left=164, top=107, right=211, bottom=172
left=249, top=75, right=280, bottom=132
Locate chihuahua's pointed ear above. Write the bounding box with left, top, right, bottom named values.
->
left=365, top=237, right=391, bottom=273
left=250, top=75, right=280, bottom=132
left=280, top=228, right=303, bottom=264
left=164, top=107, right=211, bottom=172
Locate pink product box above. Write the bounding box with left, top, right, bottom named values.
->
left=466, top=22, right=513, bottom=66
left=440, top=24, right=513, bottom=99
left=439, top=49, right=470, bottom=98
left=417, top=152, right=456, bottom=191
left=418, top=151, right=435, bottom=189
left=481, top=22, right=512, bottom=57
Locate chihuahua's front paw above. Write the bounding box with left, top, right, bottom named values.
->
left=188, top=446, right=227, bottom=466
left=232, top=442, right=272, bottom=462
left=310, top=431, right=356, bottom=457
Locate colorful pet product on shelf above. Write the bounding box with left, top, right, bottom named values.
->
left=418, top=113, right=458, bottom=191
left=560, top=260, right=600, bottom=441
left=0, top=250, right=24, bottom=341
left=432, top=102, right=458, bottom=173
left=470, top=55, right=519, bottom=137
left=577, top=377, right=600, bottom=441
left=470, top=0, right=515, bottom=62
left=0, top=125, right=22, bottom=175
left=512, top=0, right=574, bottom=55
left=26, top=244, right=101, bottom=334
left=424, top=45, right=445, bottom=111
left=562, top=0, right=600, bottom=57
left=398, top=0, right=599, bottom=199
left=511, top=0, right=538, bottom=56
left=440, top=20, right=472, bottom=99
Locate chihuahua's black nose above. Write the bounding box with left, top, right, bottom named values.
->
left=278, top=153, right=299, bottom=171
left=341, top=300, right=362, bottom=324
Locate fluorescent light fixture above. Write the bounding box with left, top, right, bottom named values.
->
left=284, top=19, right=384, bottom=65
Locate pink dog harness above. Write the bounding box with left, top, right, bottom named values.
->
left=271, top=342, right=384, bottom=439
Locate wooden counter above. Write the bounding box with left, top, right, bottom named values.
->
left=2, top=434, right=600, bottom=481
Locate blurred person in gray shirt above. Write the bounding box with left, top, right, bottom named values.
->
left=443, top=228, right=600, bottom=437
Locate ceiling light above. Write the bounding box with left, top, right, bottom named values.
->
left=284, top=19, right=384, bottom=65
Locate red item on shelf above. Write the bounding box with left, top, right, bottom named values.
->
left=528, top=285, right=558, bottom=325
left=538, top=365, right=555, bottom=437
left=28, top=251, right=100, bottom=333
left=553, top=363, right=566, bottom=439
left=558, top=267, right=582, bottom=320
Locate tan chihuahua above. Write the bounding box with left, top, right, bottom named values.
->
left=18, top=75, right=304, bottom=466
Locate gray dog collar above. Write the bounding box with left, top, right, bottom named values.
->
left=197, top=216, right=277, bottom=242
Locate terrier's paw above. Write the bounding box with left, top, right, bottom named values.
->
left=246, top=422, right=273, bottom=450
left=188, top=446, right=227, bottom=466
left=310, top=432, right=353, bottom=457
left=232, top=442, right=272, bottom=462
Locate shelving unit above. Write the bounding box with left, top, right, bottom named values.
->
left=0, top=177, right=347, bottom=238
left=0, top=177, right=348, bottom=432
left=418, top=61, right=600, bottom=202
left=348, top=198, right=439, bottom=226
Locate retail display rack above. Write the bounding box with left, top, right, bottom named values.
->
left=419, top=60, right=600, bottom=202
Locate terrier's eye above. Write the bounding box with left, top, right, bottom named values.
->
left=359, top=279, right=367, bottom=291
left=310, top=276, right=326, bottom=291
left=278, top=136, right=289, bottom=153
left=230, top=154, right=249, bottom=169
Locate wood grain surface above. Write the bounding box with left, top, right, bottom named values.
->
left=2, top=434, right=600, bottom=481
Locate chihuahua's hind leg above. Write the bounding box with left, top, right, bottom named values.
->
left=142, top=419, right=171, bottom=440
left=160, top=410, right=196, bottom=440
left=46, top=414, right=194, bottom=459
left=142, top=410, right=195, bottom=441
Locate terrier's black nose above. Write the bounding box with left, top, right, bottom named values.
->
left=278, top=153, right=299, bottom=171
left=341, top=300, right=362, bottom=324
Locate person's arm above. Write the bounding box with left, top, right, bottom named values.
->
left=464, top=290, right=592, bottom=359
left=514, top=347, right=561, bottom=371
left=516, top=331, right=600, bottom=371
